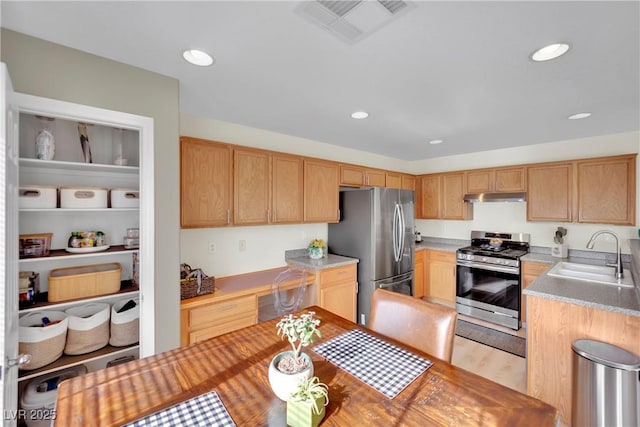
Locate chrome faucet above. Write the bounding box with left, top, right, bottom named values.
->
left=586, top=230, right=624, bottom=280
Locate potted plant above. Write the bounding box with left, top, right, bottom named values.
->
left=268, top=311, right=322, bottom=400
left=286, top=376, right=329, bottom=427
left=308, top=239, right=326, bottom=259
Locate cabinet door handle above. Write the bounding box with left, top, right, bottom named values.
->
left=227, top=209, right=231, bottom=225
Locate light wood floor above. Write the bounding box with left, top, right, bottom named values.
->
left=451, top=335, right=527, bottom=393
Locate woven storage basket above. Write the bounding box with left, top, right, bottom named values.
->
left=110, top=298, right=139, bottom=347
left=19, top=311, right=68, bottom=370
left=180, top=265, right=215, bottom=300
left=64, top=303, right=110, bottom=355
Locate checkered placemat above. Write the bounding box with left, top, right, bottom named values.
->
left=312, top=329, right=433, bottom=399
left=124, top=391, right=236, bottom=427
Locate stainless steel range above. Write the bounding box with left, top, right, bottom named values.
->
left=455, top=231, right=530, bottom=330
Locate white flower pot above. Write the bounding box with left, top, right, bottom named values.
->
left=268, top=351, right=314, bottom=401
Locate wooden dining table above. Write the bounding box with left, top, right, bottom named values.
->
left=55, top=306, right=558, bottom=426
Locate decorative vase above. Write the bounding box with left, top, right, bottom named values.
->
left=287, top=395, right=326, bottom=427
left=308, top=247, right=324, bottom=260
left=35, top=129, right=55, bottom=160
left=268, top=351, right=314, bottom=401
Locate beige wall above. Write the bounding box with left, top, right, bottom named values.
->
left=2, top=29, right=181, bottom=352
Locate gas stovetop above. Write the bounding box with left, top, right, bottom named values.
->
left=457, top=231, right=531, bottom=263
left=457, top=245, right=529, bottom=259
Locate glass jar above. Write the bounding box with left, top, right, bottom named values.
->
left=68, top=232, right=80, bottom=248
left=96, top=231, right=106, bottom=247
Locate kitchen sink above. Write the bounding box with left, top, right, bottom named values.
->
left=546, top=261, right=635, bottom=288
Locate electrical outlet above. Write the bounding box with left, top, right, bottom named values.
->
left=208, top=242, right=216, bottom=253
left=239, top=240, right=246, bottom=252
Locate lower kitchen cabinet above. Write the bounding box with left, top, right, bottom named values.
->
left=521, top=261, right=549, bottom=324
left=527, top=296, right=640, bottom=426
left=413, top=249, right=426, bottom=298
left=180, top=294, right=257, bottom=346
left=316, top=264, right=357, bottom=322
left=425, top=250, right=456, bottom=304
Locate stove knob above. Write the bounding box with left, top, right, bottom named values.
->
left=481, top=257, right=487, bottom=263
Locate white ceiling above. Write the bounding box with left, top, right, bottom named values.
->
left=2, top=1, right=639, bottom=160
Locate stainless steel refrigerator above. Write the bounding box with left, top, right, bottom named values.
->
left=328, top=187, right=415, bottom=326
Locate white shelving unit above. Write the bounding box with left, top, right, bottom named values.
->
left=14, top=93, right=155, bottom=388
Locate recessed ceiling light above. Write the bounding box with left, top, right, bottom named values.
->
left=182, top=49, right=214, bottom=66
left=530, top=43, right=570, bottom=62
left=568, top=112, right=592, bottom=120
left=428, top=139, right=443, bottom=145
left=351, top=111, right=369, bottom=119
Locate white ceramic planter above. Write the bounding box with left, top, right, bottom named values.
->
left=268, top=351, right=314, bottom=401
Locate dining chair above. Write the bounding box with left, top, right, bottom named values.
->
left=369, top=289, right=458, bottom=362
left=272, top=268, right=309, bottom=317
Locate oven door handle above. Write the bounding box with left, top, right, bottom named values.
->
left=456, top=260, right=519, bottom=275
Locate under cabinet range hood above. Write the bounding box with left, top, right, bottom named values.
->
left=463, top=192, right=526, bottom=203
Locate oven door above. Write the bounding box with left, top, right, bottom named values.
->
left=456, top=260, right=520, bottom=322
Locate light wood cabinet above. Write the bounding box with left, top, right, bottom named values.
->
left=340, top=164, right=386, bottom=187
left=441, top=172, right=472, bottom=219
left=425, top=250, right=456, bottom=304
left=527, top=154, right=636, bottom=225
left=180, top=294, right=258, bottom=346
left=527, top=296, right=640, bottom=425
left=418, top=174, right=441, bottom=219
left=401, top=174, right=416, bottom=191
left=180, top=137, right=233, bottom=227
left=234, top=148, right=270, bottom=225
left=521, top=261, right=549, bottom=324
left=385, top=171, right=402, bottom=189
left=417, top=173, right=472, bottom=220
left=576, top=154, right=636, bottom=225
left=413, top=249, right=426, bottom=298
left=304, top=159, right=340, bottom=223
left=466, top=166, right=526, bottom=193
left=234, top=149, right=304, bottom=225
left=271, top=153, right=304, bottom=223
left=317, top=264, right=357, bottom=322
left=527, top=162, right=573, bottom=222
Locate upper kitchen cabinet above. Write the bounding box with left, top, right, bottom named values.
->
left=527, top=162, right=573, bottom=222
left=401, top=174, right=416, bottom=191
left=527, top=154, right=637, bottom=225
left=417, top=173, right=472, bottom=220
left=304, top=159, right=339, bottom=223
left=234, top=148, right=270, bottom=225
left=339, top=163, right=386, bottom=187
left=417, top=174, right=440, bottom=219
left=385, top=171, right=402, bottom=189
left=576, top=154, right=636, bottom=225
left=441, top=172, right=472, bottom=220
left=180, top=137, right=233, bottom=228
left=466, top=166, right=526, bottom=193
left=385, top=172, right=416, bottom=190
left=271, top=153, right=304, bottom=224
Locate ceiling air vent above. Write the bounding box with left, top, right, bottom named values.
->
left=294, top=0, right=415, bottom=44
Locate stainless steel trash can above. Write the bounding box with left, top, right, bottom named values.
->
left=572, top=339, right=640, bottom=427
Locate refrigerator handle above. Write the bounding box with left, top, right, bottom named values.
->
left=398, top=203, right=406, bottom=259
left=392, top=203, right=400, bottom=262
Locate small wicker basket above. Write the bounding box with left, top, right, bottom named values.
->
left=180, top=263, right=215, bottom=300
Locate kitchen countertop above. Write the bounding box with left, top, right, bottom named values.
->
left=523, top=254, right=640, bottom=317
left=286, top=253, right=359, bottom=270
